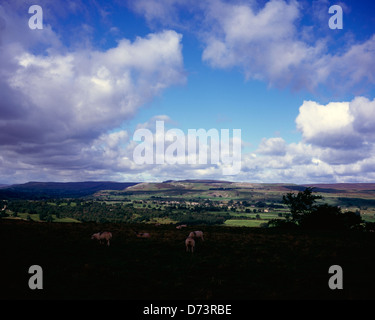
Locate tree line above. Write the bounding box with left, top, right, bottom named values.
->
left=0, top=199, right=229, bottom=225
left=269, top=187, right=375, bottom=231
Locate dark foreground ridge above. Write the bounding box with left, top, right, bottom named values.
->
left=1, top=219, right=375, bottom=300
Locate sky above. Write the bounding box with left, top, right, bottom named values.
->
left=1, top=0, right=375, bottom=184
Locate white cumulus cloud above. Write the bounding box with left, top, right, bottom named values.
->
left=0, top=2, right=186, bottom=183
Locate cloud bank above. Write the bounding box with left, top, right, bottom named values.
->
left=242, top=97, right=375, bottom=183
left=12, top=96, right=372, bottom=185
left=0, top=2, right=185, bottom=183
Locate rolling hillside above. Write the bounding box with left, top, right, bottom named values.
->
left=0, top=181, right=139, bottom=199
left=2, top=180, right=375, bottom=226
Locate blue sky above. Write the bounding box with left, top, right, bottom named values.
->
left=1, top=0, right=375, bottom=184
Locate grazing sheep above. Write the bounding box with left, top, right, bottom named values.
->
left=188, top=231, right=204, bottom=241
left=135, top=231, right=151, bottom=238
left=185, top=236, right=195, bottom=253
left=176, top=224, right=187, bottom=229
left=91, top=231, right=112, bottom=246
left=130, top=228, right=151, bottom=238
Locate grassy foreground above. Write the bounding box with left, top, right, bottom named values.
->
left=1, top=219, right=375, bottom=300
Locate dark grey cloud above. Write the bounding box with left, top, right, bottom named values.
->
left=0, top=2, right=185, bottom=183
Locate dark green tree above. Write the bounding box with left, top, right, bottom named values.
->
left=281, top=188, right=363, bottom=230
left=299, top=204, right=363, bottom=230
left=282, top=187, right=322, bottom=224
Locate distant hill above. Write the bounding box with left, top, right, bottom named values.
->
left=0, top=181, right=139, bottom=199
left=163, top=179, right=233, bottom=184
left=1, top=179, right=375, bottom=201
left=304, top=183, right=375, bottom=192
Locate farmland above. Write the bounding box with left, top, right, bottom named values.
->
left=2, top=180, right=375, bottom=226
left=95, top=181, right=375, bottom=224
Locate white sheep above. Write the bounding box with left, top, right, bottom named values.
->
left=130, top=228, right=151, bottom=238
left=176, top=224, right=187, bottom=229
left=188, top=231, right=204, bottom=241
left=91, top=231, right=112, bottom=246
left=135, top=231, right=151, bottom=238
left=185, top=236, right=195, bottom=253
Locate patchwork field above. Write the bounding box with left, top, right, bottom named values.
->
left=95, top=181, right=375, bottom=225
left=3, top=180, right=375, bottom=227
